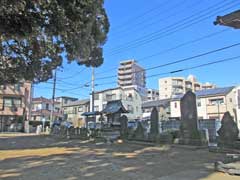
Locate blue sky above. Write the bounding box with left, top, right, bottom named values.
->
left=34, top=0, right=240, bottom=99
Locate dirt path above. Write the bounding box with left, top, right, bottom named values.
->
left=0, top=133, right=239, bottom=180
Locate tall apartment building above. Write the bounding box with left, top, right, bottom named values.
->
left=118, top=59, right=147, bottom=98
left=0, top=82, right=32, bottom=132
left=159, top=75, right=215, bottom=100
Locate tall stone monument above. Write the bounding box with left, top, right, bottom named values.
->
left=180, top=91, right=203, bottom=145
left=119, top=115, right=128, bottom=139
left=133, top=122, right=145, bottom=140
left=218, top=111, right=239, bottom=146
left=149, top=107, right=159, bottom=141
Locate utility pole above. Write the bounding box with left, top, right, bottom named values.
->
left=217, top=100, right=221, bottom=121
left=91, top=66, right=95, bottom=112
left=50, top=70, right=57, bottom=126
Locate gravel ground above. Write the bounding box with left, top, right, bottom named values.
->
left=0, top=133, right=239, bottom=180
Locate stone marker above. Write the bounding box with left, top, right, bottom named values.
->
left=134, top=122, right=145, bottom=140
left=119, top=115, right=128, bottom=138
left=179, top=91, right=204, bottom=145
left=180, top=91, right=198, bottom=133
left=217, top=111, right=239, bottom=146
left=149, top=107, right=159, bottom=141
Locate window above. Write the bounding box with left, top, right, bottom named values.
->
left=136, top=106, right=138, bottom=112
left=94, top=94, right=99, bottom=100
left=127, top=105, right=134, bottom=113
left=3, top=97, right=22, bottom=108
left=78, top=106, right=83, bottom=112
left=165, top=81, right=167, bottom=83
left=46, top=103, right=49, bottom=110
left=209, top=98, right=224, bottom=105
left=127, top=93, right=133, bottom=101
left=14, top=84, right=21, bottom=91
left=105, top=94, right=116, bottom=101
left=174, top=102, right=177, bottom=108
left=0, top=84, right=6, bottom=90
left=64, top=99, right=68, bottom=104
left=103, top=104, right=106, bottom=109
left=197, top=99, right=201, bottom=107
left=74, top=107, right=77, bottom=114
left=229, top=98, right=232, bottom=103
left=94, top=106, right=99, bottom=111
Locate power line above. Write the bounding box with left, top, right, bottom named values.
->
left=57, top=42, right=240, bottom=92
left=95, top=42, right=240, bottom=80
left=110, top=0, right=171, bottom=31
left=96, top=28, right=229, bottom=75
left=95, top=55, right=240, bottom=87
left=58, top=67, right=86, bottom=80
left=106, top=0, right=238, bottom=55
left=110, top=0, right=201, bottom=39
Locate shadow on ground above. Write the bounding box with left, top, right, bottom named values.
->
left=0, top=134, right=239, bottom=180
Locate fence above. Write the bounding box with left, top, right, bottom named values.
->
left=159, top=119, right=219, bottom=143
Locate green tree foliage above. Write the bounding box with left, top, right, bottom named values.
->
left=0, top=0, right=109, bottom=84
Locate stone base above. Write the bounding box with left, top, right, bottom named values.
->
left=179, top=138, right=207, bottom=146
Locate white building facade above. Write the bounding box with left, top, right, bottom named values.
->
left=92, top=87, right=142, bottom=121
left=159, top=75, right=215, bottom=100
left=147, top=89, right=159, bottom=101
left=170, top=87, right=237, bottom=122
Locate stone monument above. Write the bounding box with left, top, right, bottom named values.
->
left=217, top=111, right=239, bottom=146
left=179, top=91, right=205, bottom=145
left=133, top=122, right=145, bottom=140
left=149, top=107, right=159, bottom=141
left=119, top=115, right=128, bottom=139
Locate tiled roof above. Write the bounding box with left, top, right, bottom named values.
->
left=33, top=97, right=52, bottom=103
left=142, top=99, right=170, bottom=108
left=101, top=100, right=128, bottom=114
left=172, top=86, right=235, bottom=100
left=214, top=10, right=240, bottom=29
left=63, top=99, right=90, bottom=107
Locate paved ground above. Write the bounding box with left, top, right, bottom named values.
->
left=0, top=133, right=239, bottom=180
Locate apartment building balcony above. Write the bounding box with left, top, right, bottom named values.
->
left=118, top=69, right=133, bottom=74
left=0, top=85, right=25, bottom=96
left=118, top=66, right=132, bottom=70
left=206, top=104, right=227, bottom=114
left=118, top=74, right=132, bottom=80
left=120, top=61, right=134, bottom=66
left=118, top=80, right=133, bottom=86
left=172, top=84, right=184, bottom=88
left=0, top=106, right=24, bottom=116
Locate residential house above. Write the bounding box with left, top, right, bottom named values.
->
left=235, top=86, right=240, bottom=130
left=55, top=96, right=78, bottom=115
left=63, top=99, right=90, bottom=127
left=31, top=97, right=62, bottom=122
left=0, top=82, right=32, bottom=132
left=170, top=87, right=237, bottom=121
left=92, top=87, right=142, bottom=122
left=142, top=99, right=170, bottom=120
left=147, top=88, right=159, bottom=101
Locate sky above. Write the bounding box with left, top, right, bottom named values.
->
left=34, top=0, right=240, bottom=99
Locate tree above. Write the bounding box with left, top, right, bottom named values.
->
left=0, top=0, right=109, bottom=84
